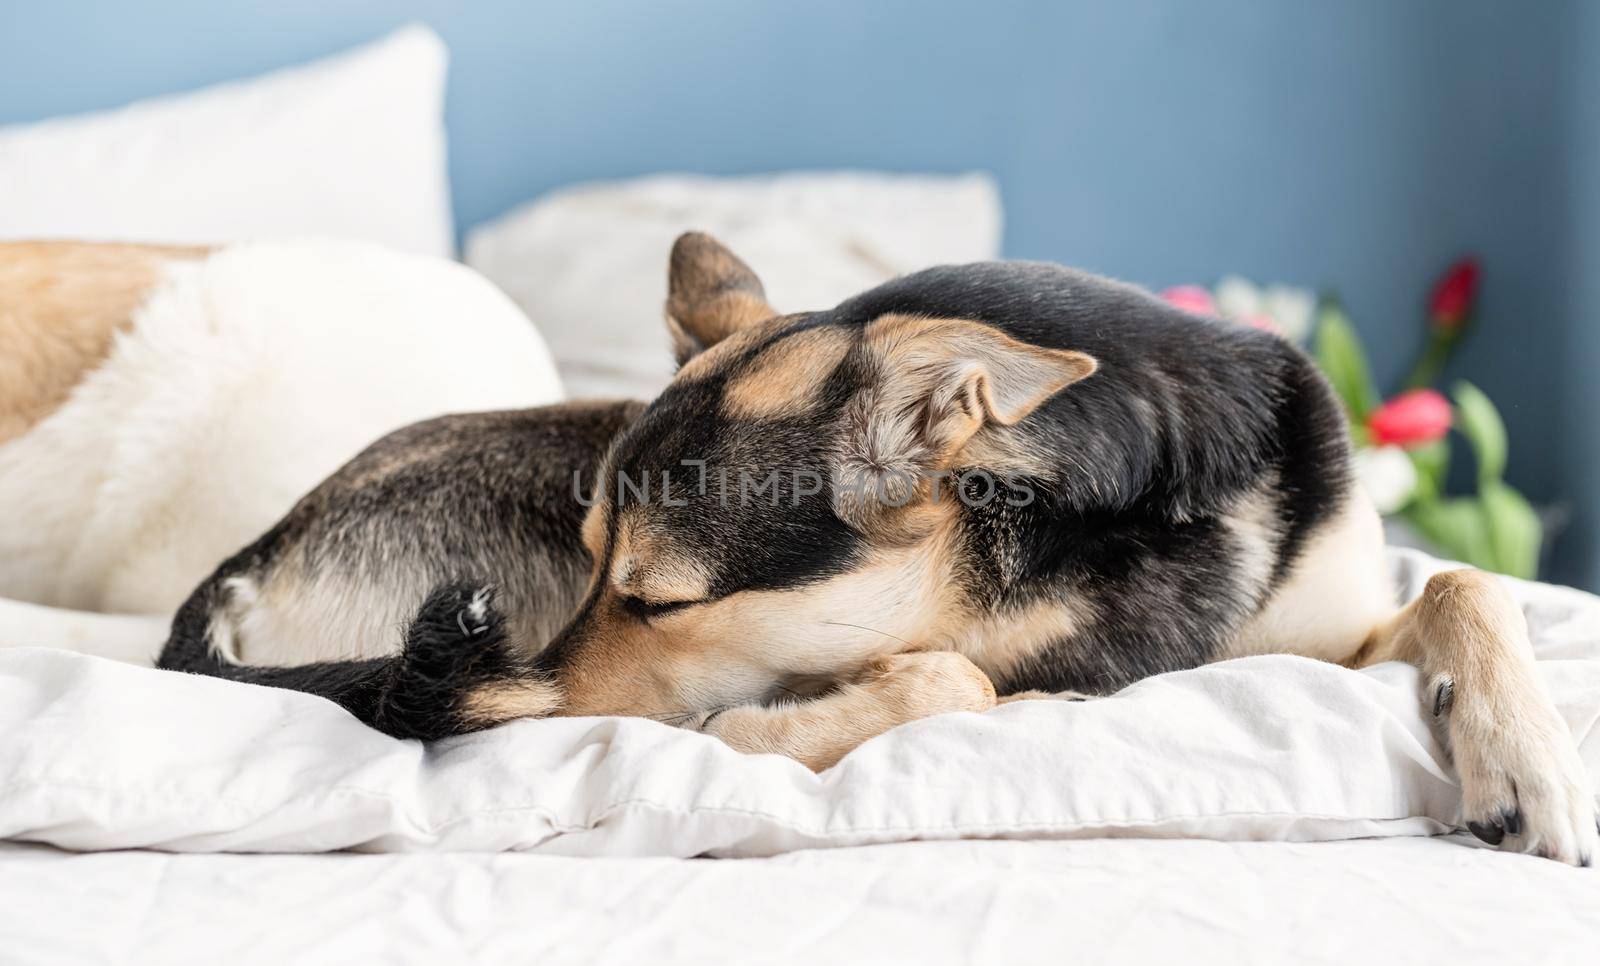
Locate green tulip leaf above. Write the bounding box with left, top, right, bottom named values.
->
left=1313, top=298, right=1380, bottom=424
left=1479, top=481, right=1542, bottom=579
left=1452, top=380, right=1508, bottom=485
left=1404, top=497, right=1495, bottom=571
left=1404, top=485, right=1542, bottom=579
left=1407, top=440, right=1450, bottom=503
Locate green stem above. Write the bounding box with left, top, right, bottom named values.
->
left=1404, top=329, right=1457, bottom=390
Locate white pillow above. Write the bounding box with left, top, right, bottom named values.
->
left=466, top=172, right=1003, bottom=399
left=3, top=550, right=1597, bottom=857
left=0, top=25, right=454, bottom=258
left=0, top=241, right=564, bottom=619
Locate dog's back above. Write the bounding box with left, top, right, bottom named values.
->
left=804, top=261, right=1361, bottom=692
left=834, top=260, right=1351, bottom=537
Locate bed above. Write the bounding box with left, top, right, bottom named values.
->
left=4, top=837, right=1596, bottom=964
left=2, top=550, right=1598, bottom=963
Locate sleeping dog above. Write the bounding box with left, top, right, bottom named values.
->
left=157, top=233, right=1596, bottom=864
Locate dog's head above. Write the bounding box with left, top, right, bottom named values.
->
left=545, top=233, right=1098, bottom=717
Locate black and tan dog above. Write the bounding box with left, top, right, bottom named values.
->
left=160, top=233, right=1596, bottom=864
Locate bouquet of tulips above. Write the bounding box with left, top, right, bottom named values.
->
left=1163, top=259, right=1542, bottom=578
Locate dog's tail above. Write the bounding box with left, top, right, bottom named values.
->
left=158, top=580, right=562, bottom=740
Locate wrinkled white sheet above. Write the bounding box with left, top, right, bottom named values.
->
left=2, top=550, right=1599, bottom=858
left=1, top=836, right=1594, bottom=965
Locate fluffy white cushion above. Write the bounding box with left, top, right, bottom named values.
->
left=0, top=26, right=454, bottom=257
left=2, top=550, right=1596, bottom=857
left=0, top=241, right=562, bottom=620
left=466, top=172, right=1003, bottom=399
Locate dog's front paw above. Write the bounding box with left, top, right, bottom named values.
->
left=860, top=651, right=998, bottom=721
left=1449, top=689, right=1598, bottom=866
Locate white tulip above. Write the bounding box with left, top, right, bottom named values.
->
left=1264, top=285, right=1316, bottom=344
left=1213, top=275, right=1262, bottom=323
left=1353, top=445, right=1418, bottom=515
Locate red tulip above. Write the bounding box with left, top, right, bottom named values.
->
left=1161, top=285, right=1217, bottom=317
left=1368, top=389, right=1452, bottom=448
left=1243, top=313, right=1282, bottom=335
left=1429, top=256, right=1480, bottom=331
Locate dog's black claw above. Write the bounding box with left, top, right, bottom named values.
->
left=1467, top=820, right=1505, bottom=845
left=1502, top=808, right=1523, bottom=836
left=1432, top=678, right=1455, bottom=717
left=1581, top=854, right=1592, bottom=868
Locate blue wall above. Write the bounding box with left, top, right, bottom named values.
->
left=1564, top=1, right=1600, bottom=591
left=2, top=1, right=1594, bottom=586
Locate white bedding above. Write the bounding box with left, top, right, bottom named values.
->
left=2, top=837, right=1595, bottom=964
left=3, top=550, right=1599, bottom=860
left=3, top=549, right=1599, bottom=960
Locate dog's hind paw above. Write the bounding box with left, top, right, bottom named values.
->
left=405, top=581, right=505, bottom=671
left=374, top=581, right=556, bottom=740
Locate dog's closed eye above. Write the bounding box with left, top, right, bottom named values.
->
left=619, top=595, right=700, bottom=621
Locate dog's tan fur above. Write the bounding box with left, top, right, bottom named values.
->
left=672, top=314, right=789, bottom=384
left=946, top=596, right=1088, bottom=686
left=829, top=315, right=1097, bottom=544
left=555, top=526, right=962, bottom=720
left=458, top=678, right=565, bottom=730
left=0, top=241, right=205, bottom=444
left=665, top=231, right=779, bottom=357
left=607, top=511, right=715, bottom=604
left=702, top=650, right=996, bottom=770
left=723, top=325, right=855, bottom=419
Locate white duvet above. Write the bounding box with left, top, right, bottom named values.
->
left=5, top=837, right=1598, bottom=965
left=3, top=550, right=1599, bottom=860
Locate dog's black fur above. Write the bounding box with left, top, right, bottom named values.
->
left=159, top=254, right=1351, bottom=730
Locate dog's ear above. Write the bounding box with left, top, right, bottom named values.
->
left=833, top=315, right=1097, bottom=537
left=664, top=232, right=776, bottom=366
